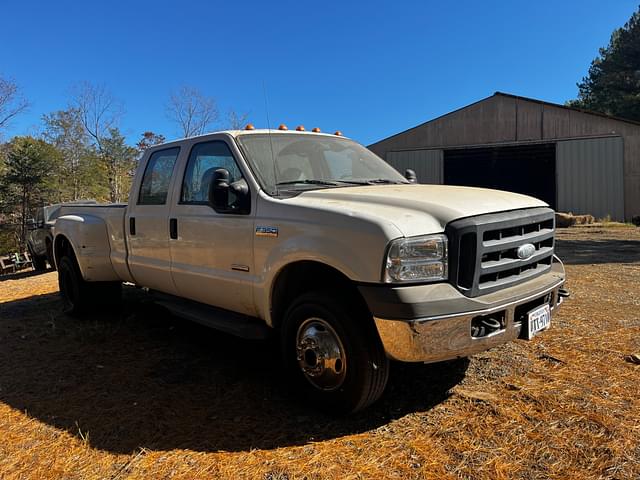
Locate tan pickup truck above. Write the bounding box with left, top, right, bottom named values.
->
left=52, top=127, right=567, bottom=413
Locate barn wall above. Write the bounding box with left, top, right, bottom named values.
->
left=370, top=93, right=640, bottom=220
left=556, top=137, right=625, bottom=221
left=386, top=149, right=443, bottom=184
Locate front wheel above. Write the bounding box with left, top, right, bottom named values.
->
left=281, top=291, right=389, bottom=414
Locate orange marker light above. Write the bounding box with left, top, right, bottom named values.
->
left=312, top=127, right=321, bottom=133
left=295, top=125, right=305, bottom=131
left=245, top=124, right=255, bottom=130
left=278, top=124, right=288, bottom=130
left=334, top=130, right=343, bottom=136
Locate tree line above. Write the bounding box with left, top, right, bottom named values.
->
left=0, top=80, right=247, bottom=255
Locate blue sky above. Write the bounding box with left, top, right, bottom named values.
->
left=1, top=1, right=638, bottom=146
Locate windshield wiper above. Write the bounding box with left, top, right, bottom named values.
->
left=276, top=179, right=407, bottom=189
left=333, top=179, right=407, bottom=185
left=364, top=179, right=407, bottom=184
left=276, top=179, right=341, bottom=187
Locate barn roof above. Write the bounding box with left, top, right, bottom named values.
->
left=369, top=92, right=640, bottom=148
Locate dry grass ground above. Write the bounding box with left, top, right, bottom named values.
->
left=0, top=225, right=638, bottom=479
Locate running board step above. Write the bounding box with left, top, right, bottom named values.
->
left=150, top=292, right=270, bottom=340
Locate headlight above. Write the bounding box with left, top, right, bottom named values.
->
left=384, top=234, right=448, bottom=283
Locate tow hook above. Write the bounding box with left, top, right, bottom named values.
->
left=471, top=314, right=505, bottom=338
left=558, top=288, right=570, bottom=299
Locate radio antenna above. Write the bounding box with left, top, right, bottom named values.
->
left=263, top=80, right=279, bottom=196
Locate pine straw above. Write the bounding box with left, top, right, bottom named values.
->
left=0, top=226, right=638, bottom=479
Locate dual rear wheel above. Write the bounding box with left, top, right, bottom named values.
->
left=58, top=255, right=121, bottom=315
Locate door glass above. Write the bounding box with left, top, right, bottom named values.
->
left=138, top=147, right=180, bottom=205
left=181, top=141, right=243, bottom=204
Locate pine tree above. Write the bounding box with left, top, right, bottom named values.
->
left=1, top=137, right=59, bottom=247
left=568, top=7, right=640, bottom=121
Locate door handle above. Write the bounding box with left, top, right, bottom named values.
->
left=129, top=217, right=136, bottom=235
left=169, top=218, right=178, bottom=239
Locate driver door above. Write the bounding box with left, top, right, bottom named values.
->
left=169, top=138, right=255, bottom=315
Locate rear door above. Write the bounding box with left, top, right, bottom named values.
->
left=125, top=146, right=181, bottom=294
left=168, top=137, right=256, bottom=315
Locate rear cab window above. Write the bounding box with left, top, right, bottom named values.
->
left=138, top=147, right=181, bottom=205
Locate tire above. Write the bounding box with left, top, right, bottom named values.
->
left=45, top=240, right=55, bottom=270
left=58, top=255, right=121, bottom=316
left=27, top=244, right=47, bottom=271
left=281, top=290, right=390, bottom=414
left=33, top=254, right=47, bottom=271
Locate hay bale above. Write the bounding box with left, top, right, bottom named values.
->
left=556, top=212, right=595, bottom=227
left=574, top=214, right=595, bottom=225
left=556, top=212, right=576, bottom=228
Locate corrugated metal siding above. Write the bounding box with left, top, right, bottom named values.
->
left=386, top=149, right=443, bottom=184
left=369, top=94, right=640, bottom=221
left=557, top=137, right=624, bottom=220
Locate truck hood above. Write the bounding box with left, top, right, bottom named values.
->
left=288, top=184, right=548, bottom=237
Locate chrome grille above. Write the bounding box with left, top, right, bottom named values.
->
left=446, top=208, right=556, bottom=297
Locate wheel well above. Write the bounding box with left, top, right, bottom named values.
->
left=270, top=261, right=370, bottom=328
left=53, top=235, right=76, bottom=268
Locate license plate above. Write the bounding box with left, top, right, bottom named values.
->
left=526, top=304, right=551, bottom=340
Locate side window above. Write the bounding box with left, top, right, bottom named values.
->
left=138, top=147, right=180, bottom=205
left=181, top=141, right=243, bottom=204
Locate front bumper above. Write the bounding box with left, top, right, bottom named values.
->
left=359, top=257, right=566, bottom=363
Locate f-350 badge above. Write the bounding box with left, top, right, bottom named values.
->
left=256, top=225, right=279, bottom=237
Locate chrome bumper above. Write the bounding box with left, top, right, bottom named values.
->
left=369, top=258, right=566, bottom=363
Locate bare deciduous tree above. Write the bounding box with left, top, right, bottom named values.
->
left=42, top=108, right=93, bottom=201
left=71, top=82, right=125, bottom=202
left=226, top=109, right=250, bottom=130
left=71, top=82, right=123, bottom=151
left=166, top=85, right=218, bottom=138
left=0, top=75, right=29, bottom=134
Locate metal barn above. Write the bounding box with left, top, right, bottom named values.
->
left=368, top=92, right=640, bottom=221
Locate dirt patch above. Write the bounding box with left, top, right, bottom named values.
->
left=555, top=223, right=640, bottom=265
left=1, top=227, right=639, bottom=479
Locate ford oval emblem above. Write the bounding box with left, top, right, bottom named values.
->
left=517, top=243, right=536, bottom=260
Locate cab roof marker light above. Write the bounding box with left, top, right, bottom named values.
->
left=312, top=127, right=321, bottom=132
left=244, top=124, right=255, bottom=130
left=334, top=131, right=343, bottom=136
left=278, top=124, right=288, bottom=131
left=296, top=125, right=305, bottom=131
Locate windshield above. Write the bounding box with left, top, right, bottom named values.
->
left=236, top=133, right=408, bottom=194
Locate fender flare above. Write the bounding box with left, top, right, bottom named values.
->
left=53, top=214, right=120, bottom=282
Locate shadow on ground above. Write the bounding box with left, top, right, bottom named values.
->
left=555, top=238, right=640, bottom=265
left=0, top=289, right=467, bottom=454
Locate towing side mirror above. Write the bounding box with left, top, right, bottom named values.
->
left=405, top=169, right=418, bottom=184
left=208, top=168, right=250, bottom=214
left=210, top=168, right=230, bottom=208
